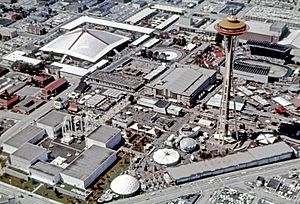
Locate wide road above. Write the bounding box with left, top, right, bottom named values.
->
left=0, top=181, right=60, bottom=204
left=112, top=158, right=300, bottom=204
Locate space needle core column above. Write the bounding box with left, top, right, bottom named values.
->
left=215, top=16, right=249, bottom=139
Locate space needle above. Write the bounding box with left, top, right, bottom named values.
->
left=215, top=16, right=249, bottom=140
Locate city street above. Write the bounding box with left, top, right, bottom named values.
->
left=112, top=158, right=300, bottom=204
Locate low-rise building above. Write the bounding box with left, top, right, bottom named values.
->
left=36, top=110, right=67, bottom=139
left=145, top=66, right=216, bottom=106
left=2, top=125, right=46, bottom=154
left=86, top=125, right=122, bottom=149
left=41, top=78, right=68, bottom=99
left=10, top=143, right=48, bottom=173
left=30, top=161, right=62, bottom=186
left=60, top=145, right=117, bottom=189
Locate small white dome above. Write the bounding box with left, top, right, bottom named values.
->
left=153, top=148, right=180, bottom=166
left=180, top=138, right=197, bottom=153
left=110, top=175, right=140, bottom=196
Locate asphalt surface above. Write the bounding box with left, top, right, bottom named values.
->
left=0, top=181, right=60, bottom=204
left=112, top=158, right=300, bottom=204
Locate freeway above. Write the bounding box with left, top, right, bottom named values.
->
left=112, top=158, right=300, bottom=204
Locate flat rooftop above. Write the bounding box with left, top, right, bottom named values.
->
left=61, top=16, right=154, bottom=34
left=37, top=110, right=67, bottom=128
left=167, top=142, right=293, bottom=180
left=61, top=145, right=115, bottom=180
left=4, top=125, right=45, bottom=149
left=87, top=125, right=121, bottom=143
left=12, top=143, right=46, bottom=162
left=30, top=161, right=63, bottom=176
left=89, top=71, right=144, bottom=91
left=148, top=66, right=216, bottom=97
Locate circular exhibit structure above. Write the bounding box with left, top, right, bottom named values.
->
left=179, top=124, right=199, bottom=138
left=110, top=175, right=140, bottom=196
left=153, top=148, right=180, bottom=166
left=180, top=138, right=197, bottom=153
left=152, top=48, right=183, bottom=61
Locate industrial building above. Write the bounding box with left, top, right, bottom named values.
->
left=60, top=145, right=117, bottom=189
left=2, top=125, right=46, bottom=154
left=10, top=143, right=48, bottom=173
left=167, top=142, right=294, bottom=184
left=36, top=110, right=67, bottom=139
left=85, top=125, right=122, bottom=149
left=205, top=20, right=288, bottom=43
left=145, top=66, right=216, bottom=106
left=241, top=21, right=288, bottom=43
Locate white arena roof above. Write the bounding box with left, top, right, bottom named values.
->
left=61, top=16, right=154, bottom=34
left=153, top=148, right=180, bottom=166
left=110, top=175, right=140, bottom=195
left=41, top=28, right=129, bottom=62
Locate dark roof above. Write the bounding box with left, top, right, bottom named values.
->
left=0, top=18, right=14, bottom=26
left=74, top=81, right=88, bottom=94
left=154, top=100, right=170, bottom=108
left=0, top=67, right=9, bottom=77
left=266, top=178, right=281, bottom=190
left=234, top=61, right=270, bottom=75
left=247, top=40, right=290, bottom=52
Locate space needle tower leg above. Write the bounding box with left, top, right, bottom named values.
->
left=220, top=36, right=236, bottom=138
left=215, top=15, right=249, bottom=144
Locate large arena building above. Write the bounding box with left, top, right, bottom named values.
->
left=40, top=28, right=129, bottom=63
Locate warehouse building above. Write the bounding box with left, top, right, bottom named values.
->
left=167, top=142, right=293, bottom=184
left=36, top=110, right=67, bottom=139
left=30, top=161, right=62, bottom=186
left=2, top=125, right=46, bottom=154
left=61, top=145, right=116, bottom=189
left=85, top=125, right=122, bottom=149
left=145, top=66, right=216, bottom=106
left=10, top=143, right=48, bottom=173
left=205, top=20, right=288, bottom=43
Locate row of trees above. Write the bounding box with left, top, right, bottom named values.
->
left=11, top=60, right=44, bottom=75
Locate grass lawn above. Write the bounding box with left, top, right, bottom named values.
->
left=35, top=185, right=92, bottom=204
left=0, top=174, right=39, bottom=192
left=88, top=152, right=131, bottom=201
